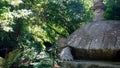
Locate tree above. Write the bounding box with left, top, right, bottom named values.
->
left=104, top=0, right=120, bottom=20
left=0, top=0, right=85, bottom=67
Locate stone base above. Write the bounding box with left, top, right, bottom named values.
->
left=61, top=60, right=120, bottom=68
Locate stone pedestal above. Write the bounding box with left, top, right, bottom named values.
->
left=61, top=60, right=120, bottom=68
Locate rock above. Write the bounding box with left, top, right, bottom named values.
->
left=61, top=60, right=120, bottom=68
left=60, top=20, right=120, bottom=61
left=60, top=47, right=73, bottom=61
left=93, top=0, right=106, bottom=21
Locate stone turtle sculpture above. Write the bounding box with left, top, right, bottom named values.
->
left=60, top=20, right=120, bottom=61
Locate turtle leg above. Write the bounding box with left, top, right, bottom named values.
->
left=60, top=47, right=73, bottom=61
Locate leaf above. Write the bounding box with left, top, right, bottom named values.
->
left=5, top=49, right=22, bottom=68
left=0, top=57, right=5, bottom=68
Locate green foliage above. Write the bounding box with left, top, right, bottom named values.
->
left=105, top=0, right=120, bottom=20
left=33, top=58, right=54, bottom=68
left=0, top=49, right=22, bottom=68
left=39, top=0, right=84, bottom=34
left=82, top=0, right=93, bottom=21
left=5, top=49, right=22, bottom=68
left=0, top=57, right=4, bottom=68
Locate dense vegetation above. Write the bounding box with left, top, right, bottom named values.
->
left=0, top=0, right=120, bottom=68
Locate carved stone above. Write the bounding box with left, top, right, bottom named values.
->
left=93, top=0, right=103, bottom=4
left=57, top=37, right=67, bottom=52
left=60, top=20, right=120, bottom=61
left=93, top=3, right=106, bottom=11
left=61, top=61, right=120, bottom=68
left=59, top=0, right=120, bottom=68
left=60, top=47, right=73, bottom=61
left=93, top=0, right=106, bottom=21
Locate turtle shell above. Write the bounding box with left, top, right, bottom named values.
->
left=67, top=20, right=120, bottom=60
